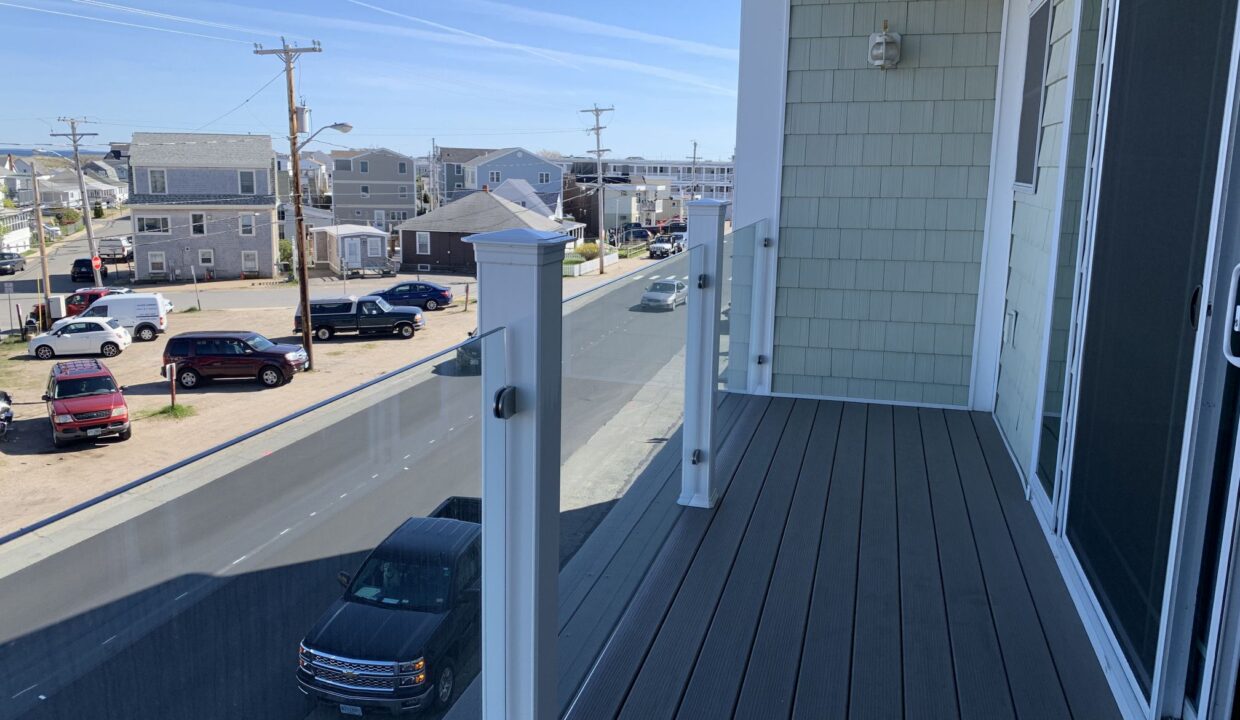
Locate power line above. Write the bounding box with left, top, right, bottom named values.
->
left=195, top=68, right=287, bottom=131
left=580, top=104, right=613, bottom=275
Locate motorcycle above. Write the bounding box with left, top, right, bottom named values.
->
left=0, top=391, right=12, bottom=440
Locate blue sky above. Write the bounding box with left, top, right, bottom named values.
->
left=0, top=0, right=740, bottom=162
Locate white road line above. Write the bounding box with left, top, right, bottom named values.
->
left=101, top=635, right=117, bottom=646
left=448, top=427, right=455, bottom=432
left=403, top=454, right=411, bottom=460
left=429, top=439, right=436, bottom=444
left=682, top=275, right=689, bottom=280
left=468, top=415, right=475, bottom=420
left=279, top=528, right=291, bottom=536
left=230, top=555, right=247, bottom=566
left=403, top=466, right=409, bottom=471
left=309, top=511, right=317, bottom=517
left=371, top=473, right=379, bottom=479
left=12, top=684, right=37, bottom=699
left=174, top=591, right=189, bottom=601
left=339, top=493, right=348, bottom=499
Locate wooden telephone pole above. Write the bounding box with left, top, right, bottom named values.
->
left=51, top=118, right=101, bottom=287
left=255, top=38, right=321, bottom=369
left=580, top=104, right=613, bottom=275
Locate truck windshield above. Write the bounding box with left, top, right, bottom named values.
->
left=374, top=297, right=394, bottom=312
left=54, top=376, right=118, bottom=398
left=347, top=555, right=451, bottom=613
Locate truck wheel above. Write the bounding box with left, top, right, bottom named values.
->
left=397, top=323, right=415, bottom=339
left=52, top=429, right=66, bottom=449
left=315, top=326, right=333, bottom=341
left=177, top=368, right=201, bottom=389
left=258, top=365, right=283, bottom=388
left=434, top=663, right=455, bottom=707
left=135, top=325, right=156, bottom=342
left=424, top=299, right=438, bottom=311
left=100, top=342, right=120, bottom=358
left=118, top=427, right=132, bottom=441
left=34, top=345, right=54, bottom=360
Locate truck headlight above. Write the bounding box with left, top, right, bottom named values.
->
left=53, top=414, right=73, bottom=424
left=110, top=407, right=127, bottom=418
left=397, top=658, right=425, bottom=674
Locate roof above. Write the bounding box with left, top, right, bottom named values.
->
left=438, top=147, right=492, bottom=165
left=463, top=147, right=558, bottom=170
left=394, top=191, right=568, bottom=235
left=129, top=132, right=274, bottom=168
left=309, top=224, right=387, bottom=237
left=490, top=178, right=553, bottom=216
left=328, top=147, right=413, bottom=162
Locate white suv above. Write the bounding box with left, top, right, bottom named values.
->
left=29, top=318, right=132, bottom=359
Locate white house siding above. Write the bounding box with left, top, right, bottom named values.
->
left=774, top=0, right=1003, bottom=406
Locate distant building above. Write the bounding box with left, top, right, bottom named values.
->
left=329, top=148, right=418, bottom=231
left=554, top=154, right=734, bottom=206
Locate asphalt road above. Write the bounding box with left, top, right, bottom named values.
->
left=0, top=253, right=690, bottom=720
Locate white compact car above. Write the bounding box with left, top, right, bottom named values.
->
left=29, top=318, right=132, bottom=360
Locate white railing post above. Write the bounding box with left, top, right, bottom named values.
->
left=681, top=199, right=729, bottom=508
left=467, top=228, right=570, bottom=720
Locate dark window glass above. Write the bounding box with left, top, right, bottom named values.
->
left=167, top=339, right=190, bottom=356
left=1015, top=2, right=1052, bottom=187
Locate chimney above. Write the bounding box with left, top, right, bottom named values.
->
left=482, top=184, right=490, bottom=192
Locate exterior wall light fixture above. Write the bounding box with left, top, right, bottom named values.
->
left=869, top=20, right=901, bottom=69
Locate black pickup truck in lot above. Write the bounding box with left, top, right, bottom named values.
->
left=294, top=295, right=426, bottom=341
left=297, top=497, right=481, bottom=716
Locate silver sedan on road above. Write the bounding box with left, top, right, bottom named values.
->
left=640, top=280, right=688, bottom=311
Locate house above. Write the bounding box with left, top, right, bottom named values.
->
left=435, top=146, right=491, bottom=205
left=277, top=202, right=334, bottom=243
left=306, top=224, right=391, bottom=275
left=275, top=153, right=330, bottom=208
left=82, top=159, right=119, bottom=183
left=127, top=132, right=278, bottom=280
left=394, top=189, right=576, bottom=273
left=49, top=170, right=128, bottom=208
left=31, top=175, right=82, bottom=209
left=330, top=148, right=417, bottom=231
left=489, top=178, right=553, bottom=217
left=0, top=163, right=33, bottom=206
left=553, top=154, right=735, bottom=204
left=461, top=148, right=563, bottom=213
left=0, top=207, right=33, bottom=252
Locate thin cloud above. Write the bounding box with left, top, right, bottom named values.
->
left=0, top=0, right=252, bottom=43
left=460, top=0, right=738, bottom=62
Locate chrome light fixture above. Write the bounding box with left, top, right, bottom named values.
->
left=869, top=20, right=901, bottom=69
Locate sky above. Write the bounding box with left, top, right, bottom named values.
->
left=0, top=0, right=741, bottom=162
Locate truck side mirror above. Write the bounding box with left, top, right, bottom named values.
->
left=41, top=394, right=50, bottom=402
left=337, top=571, right=351, bottom=588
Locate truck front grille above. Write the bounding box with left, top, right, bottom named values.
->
left=73, top=410, right=110, bottom=421
left=313, top=666, right=397, bottom=693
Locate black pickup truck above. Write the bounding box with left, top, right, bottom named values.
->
left=294, top=295, right=426, bottom=342
left=297, top=497, right=480, bottom=715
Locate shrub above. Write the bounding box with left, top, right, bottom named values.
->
left=279, top=239, right=293, bottom=265
left=55, top=208, right=81, bottom=226
left=92, top=202, right=104, bottom=219
left=577, top=242, right=600, bottom=261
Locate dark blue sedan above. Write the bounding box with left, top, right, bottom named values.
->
left=374, top=281, right=454, bottom=311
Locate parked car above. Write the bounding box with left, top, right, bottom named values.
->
left=640, top=279, right=689, bottom=311
left=97, top=236, right=133, bottom=262
left=663, top=220, right=687, bottom=235
left=41, top=223, right=62, bottom=239
left=56, top=292, right=168, bottom=342
left=0, top=252, right=26, bottom=275
left=374, top=281, right=454, bottom=311
left=161, top=331, right=308, bottom=389
left=26, top=287, right=132, bottom=328
left=295, top=296, right=425, bottom=341
left=42, top=359, right=131, bottom=447
left=620, top=221, right=643, bottom=232
left=621, top=228, right=651, bottom=243
left=70, top=258, right=107, bottom=283
left=648, top=235, right=684, bottom=259
left=297, top=496, right=481, bottom=715
left=0, top=390, right=12, bottom=440
left=29, top=318, right=131, bottom=359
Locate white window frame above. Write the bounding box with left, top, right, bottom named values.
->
left=367, top=236, right=382, bottom=257
left=416, top=231, right=431, bottom=255
left=198, top=248, right=214, bottom=267
left=148, top=169, right=167, bottom=195
left=191, top=213, right=205, bottom=235
left=489, top=170, right=501, bottom=184
left=238, top=170, right=256, bottom=195
left=398, top=161, right=408, bottom=174
left=241, top=250, right=259, bottom=272
left=454, top=182, right=463, bottom=190
left=335, top=158, right=352, bottom=172
left=359, top=160, right=369, bottom=174
left=417, top=263, right=431, bottom=272
left=360, top=185, right=370, bottom=198
left=538, top=172, right=551, bottom=184
left=239, top=215, right=255, bottom=236
left=1014, top=0, right=1054, bottom=192
left=136, top=216, right=170, bottom=234
left=453, top=163, right=462, bottom=175
left=399, top=185, right=408, bottom=199
left=148, top=251, right=166, bottom=274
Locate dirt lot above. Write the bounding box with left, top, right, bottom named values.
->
left=0, top=303, right=480, bottom=535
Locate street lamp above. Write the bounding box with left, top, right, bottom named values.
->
left=289, top=120, right=351, bottom=370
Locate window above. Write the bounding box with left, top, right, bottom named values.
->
left=334, top=158, right=352, bottom=172
left=538, top=172, right=551, bottom=184
left=137, top=216, right=169, bottom=234
left=148, top=251, right=166, bottom=274
left=191, top=213, right=205, bottom=235
left=359, top=160, right=369, bottom=174
left=149, top=169, right=166, bottom=194
left=416, top=231, right=430, bottom=255
left=277, top=208, right=285, bottom=221
left=489, top=170, right=501, bottom=183
left=241, top=250, right=258, bottom=272
left=239, top=215, right=255, bottom=236
left=354, top=210, right=362, bottom=217
left=398, top=161, right=408, bottom=174
left=1015, top=0, right=1053, bottom=189
left=198, top=248, right=214, bottom=266
left=368, top=236, right=382, bottom=256
left=417, top=263, right=431, bottom=272
left=239, top=170, right=256, bottom=195
left=454, top=182, right=463, bottom=190
left=360, top=185, right=370, bottom=198
left=398, top=185, right=408, bottom=199
left=453, top=163, right=462, bottom=175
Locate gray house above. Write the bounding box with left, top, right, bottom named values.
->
left=462, top=148, right=562, bottom=213
left=128, top=132, right=278, bottom=280
left=435, top=146, right=491, bottom=205
left=330, top=148, right=417, bottom=231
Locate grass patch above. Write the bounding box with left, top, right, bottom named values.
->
left=179, top=306, right=200, bottom=313
left=563, top=256, right=585, bottom=266
left=137, top=403, right=197, bottom=421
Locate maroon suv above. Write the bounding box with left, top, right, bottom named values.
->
left=43, top=359, right=131, bottom=448
left=162, top=332, right=309, bottom=389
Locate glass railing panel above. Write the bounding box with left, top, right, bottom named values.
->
left=0, top=328, right=504, bottom=720
left=721, top=221, right=762, bottom=393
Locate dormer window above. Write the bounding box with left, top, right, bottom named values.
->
left=149, top=169, right=166, bottom=194
left=239, top=170, right=256, bottom=195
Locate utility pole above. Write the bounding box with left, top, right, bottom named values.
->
left=580, top=104, right=612, bottom=275
left=429, top=138, right=438, bottom=211
left=256, top=37, right=322, bottom=369
left=51, top=118, right=102, bottom=287
left=29, top=173, right=51, bottom=330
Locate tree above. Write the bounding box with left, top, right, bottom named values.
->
left=537, top=149, right=564, bottom=160
left=92, top=202, right=104, bottom=219
left=1, top=197, right=14, bottom=209
left=55, top=207, right=81, bottom=226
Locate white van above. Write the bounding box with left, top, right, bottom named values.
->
left=55, top=292, right=170, bottom=341
left=97, top=236, right=133, bottom=262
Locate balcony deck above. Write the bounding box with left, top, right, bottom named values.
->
left=453, top=393, right=1123, bottom=719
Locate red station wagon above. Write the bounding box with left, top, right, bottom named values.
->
left=43, top=359, right=131, bottom=448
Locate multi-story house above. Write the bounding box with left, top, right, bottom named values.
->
left=329, top=148, right=417, bottom=231
left=127, top=132, right=278, bottom=280
left=435, top=146, right=491, bottom=205
left=459, top=148, right=563, bottom=215
left=275, top=153, right=331, bottom=208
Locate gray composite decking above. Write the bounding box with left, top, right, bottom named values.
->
left=448, top=394, right=1122, bottom=720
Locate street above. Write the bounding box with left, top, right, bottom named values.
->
left=0, top=253, right=690, bottom=720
